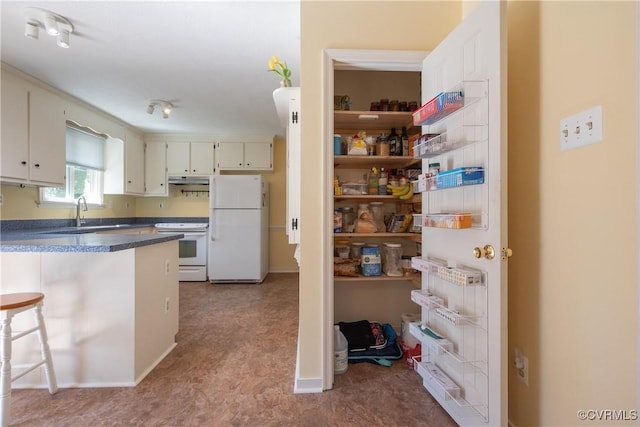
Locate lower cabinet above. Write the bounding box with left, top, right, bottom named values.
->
left=0, top=241, right=179, bottom=387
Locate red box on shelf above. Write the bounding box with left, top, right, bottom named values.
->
left=412, top=94, right=440, bottom=126
left=413, top=91, right=465, bottom=127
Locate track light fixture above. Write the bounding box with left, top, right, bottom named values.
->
left=147, top=100, right=173, bottom=119
left=22, top=7, right=74, bottom=48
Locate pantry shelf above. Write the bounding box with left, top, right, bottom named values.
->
left=334, top=155, right=421, bottom=170
left=334, top=274, right=420, bottom=283
left=334, top=110, right=416, bottom=133
left=334, top=232, right=420, bottom=241
left=334, top=194, right=420, bottom=203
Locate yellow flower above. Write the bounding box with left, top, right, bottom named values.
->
left=267, top=54, right=292, bottom=84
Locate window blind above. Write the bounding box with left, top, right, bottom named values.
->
left=66, top=125, right=105, bottom=171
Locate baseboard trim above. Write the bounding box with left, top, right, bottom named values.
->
left=268, top=268, right=300, bottom=273
left=293, top=329, right=323, bottom=394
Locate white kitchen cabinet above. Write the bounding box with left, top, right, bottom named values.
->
left=216, top=141, right=273, bottom=171
left=273, top=87, right=300, bottom=244
left=104, top=131, right=145, bottom=195
left=167, top=141, right=215, bottom=175
left=144, top=141, right=168, bottom=196
left=0, top=72, right=66, bottom=186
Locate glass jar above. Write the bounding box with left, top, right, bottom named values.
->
left=370, top=202, right=385, bottom=233
left=350, top=242, right=365, bottom=260
left=335, top=239, right=350, bottom=258
left=383, top=243, right=403, bottom=277
left=376, top=133, right=389, bottom=156
left=341, top=206, right=355, bottom=233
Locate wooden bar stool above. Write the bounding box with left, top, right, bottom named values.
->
left=1, top=293, right=57, bottom=427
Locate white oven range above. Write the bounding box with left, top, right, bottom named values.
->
left=155, top=222, right=209, bottom=281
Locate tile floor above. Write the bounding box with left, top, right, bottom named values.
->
left=9, top=273, right=455, bottom=426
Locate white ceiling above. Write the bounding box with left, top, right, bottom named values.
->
left=0, top=1, right=300, bottom=139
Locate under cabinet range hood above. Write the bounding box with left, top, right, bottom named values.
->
left=167, top=176, right=211, bottom=185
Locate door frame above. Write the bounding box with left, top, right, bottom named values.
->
left=636, top=1, right=640, bottom=414
left=321, top=49, right=428, bottom=387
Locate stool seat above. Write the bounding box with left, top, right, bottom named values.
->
left=0, top=293, right=45, bottom=311
left=1, top=292, right=57, bottom=427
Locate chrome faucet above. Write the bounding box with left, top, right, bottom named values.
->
left=76, top=196, right=88, bottom=227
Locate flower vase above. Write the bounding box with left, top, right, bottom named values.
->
left=280, top=79, right=292, bottom=88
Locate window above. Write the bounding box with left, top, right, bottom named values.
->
left=40, top=124, right=105, bottom=205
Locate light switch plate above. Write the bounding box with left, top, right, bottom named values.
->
left=560, top=105, right=603, bottom=151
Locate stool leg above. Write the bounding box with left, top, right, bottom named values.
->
left=34, top=303, right=57, bottom=395
left=1, top=312, right=13, bottom=427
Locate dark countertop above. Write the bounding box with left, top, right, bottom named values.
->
left=1, top=224, right=183, bottom=253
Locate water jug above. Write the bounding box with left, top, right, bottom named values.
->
left=334, top=325, right=348, bottom=375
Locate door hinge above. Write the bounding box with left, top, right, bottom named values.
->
left=292, top=218, right=298, bottom=230
left=292, top=111, right=298, bottom=124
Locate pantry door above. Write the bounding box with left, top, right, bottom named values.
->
left=419, top=1, right=508, bottom=425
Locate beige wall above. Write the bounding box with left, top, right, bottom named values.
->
left=508, top=2, right=637, bottom=425
left=299, top=0, right=461, bottom=383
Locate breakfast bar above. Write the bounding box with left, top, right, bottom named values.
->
left=0, top=229, right=182, bottom=388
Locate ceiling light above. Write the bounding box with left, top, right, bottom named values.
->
left=25, top=20, right=39, bottom=40
left=43, top=14, right=59, bottom=36
left=147, top=100, right=173, bottom=119
left=22, top=7, right=74, bottom=49
left=57, top=29, right=70, bottom=48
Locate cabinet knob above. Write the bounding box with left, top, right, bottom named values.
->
left=21, top=161, right=27, bottom=165
left=128, top=180, right=132, bottom=184
left=160, top=183, right=164, bottom=186
left=238, top=163, right=242, bottom=166
left=34, top=163, right=40, bottom=168
left=184, top=169, right=188, bottom=172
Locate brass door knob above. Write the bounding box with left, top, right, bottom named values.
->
left=473, top=244, right=495, bottom=260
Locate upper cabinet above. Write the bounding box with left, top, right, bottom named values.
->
left=167, top=141, right=215, bottom=176
left=1, top=72, right=66, bottom=186
left=144, top=142, right=168, bottom=196
left=216, top=142, right=273, bottom=171
left=104, top=131, right=145, bottom=195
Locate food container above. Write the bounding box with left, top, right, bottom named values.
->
left=435, top=167, right=485, bottom=189
left=342, top=183, right=368, bottom=195
left=335, top=244, right=350, bottom=258
left=383, top=243, right=403, bottom=277
left=341, top=206, right=355, bottom=232
left=361, top=245, right=381, bottom=276
left=423, top=213, right=473, bottom=229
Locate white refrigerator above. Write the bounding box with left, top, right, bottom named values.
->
left=208, top=175, right=269, bottom=283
